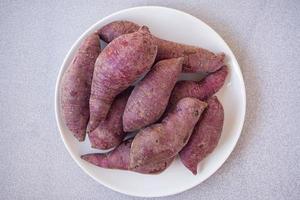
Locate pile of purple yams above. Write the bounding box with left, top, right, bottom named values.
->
left=61, top=21, right=228, bottom=175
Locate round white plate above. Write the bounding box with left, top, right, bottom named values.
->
left=55, top=6, right=246, bottom=198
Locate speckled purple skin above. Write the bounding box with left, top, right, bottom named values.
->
left=97, top=20, right=225, bottom=73
left=61, top=32, right=101, bottom=141
left=169, top=65, right=228, bottom=109
left=97, top=21, right=140, bottom=42
left=81, top=139, right=174, bottom=174
left=130, top=97, right=207, bottom=168
left=88, top=87, right=132, bottom=150
left=179, top=96, right=224, bottom=175
left=123, top=57, right=183, bottom=132
left=155, top=38, right=225, bottom=73
left=88, top=26, right=157, bottom=132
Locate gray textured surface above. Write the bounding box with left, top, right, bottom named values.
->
left=0, top=0, right=299, bottom=199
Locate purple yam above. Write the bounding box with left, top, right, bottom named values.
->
left=97, top=21, right=139, bottom=42
left=155, top=38, right=225, bottom=73
left=179, top=96, right=224, bottom=175
left=130, top=97, right=207, bottom=168
left=61, top=32, right=101, bottom=141
left=88, top=26, right=157, bottom=132
left=97, top=20, right=225, bottom=73
left=88, top=87, right=132, bottom=150
left=169, top=65, right=228, bottom=108
left=123, top=57, right=183, bottom=132
left=81, top=139, right=174, bottom=174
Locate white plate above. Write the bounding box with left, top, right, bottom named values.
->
left=55, top=6, right=246, bottom=198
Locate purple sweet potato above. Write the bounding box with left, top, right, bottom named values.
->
left=168, top=65, right=228, bottom=109
left=155, top=39, right=224, bottom=73
left=97, top=21, right=140, bottom=43
left=130, top=97, right=207, bottom=168
left=81, top=139, right=174, bottom=174
left=179, top=96, right=224, bottom=175
left=88, top=26, right=157, bottom=132
left=97, top=20, right=225, bottom=73
left=123, top=57, right=184, bottom=132
left=61, top=32, right=101, bottom=141
left=88, top=87, right=132, bottom=150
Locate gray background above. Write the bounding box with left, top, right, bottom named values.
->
left=0, top=0, right=299, bottom=199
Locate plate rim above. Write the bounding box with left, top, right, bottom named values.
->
left=54, top=5, right=246, bottom=198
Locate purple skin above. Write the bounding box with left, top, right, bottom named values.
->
left=179, top=96, right=224, bottom=175
left=88, top=26, right=157, bottom=132
left=88, top=87, right=132, bottom=150
left=97, top=21, right=140, bottom=42
left=97, top=20, right=225, bottom=73
left=123, top=57, right=184, bottom=132
left=61, top=32, right=101, bottom=141
left=155, top=38, right=225, bottom=73
left=168, top=65, right=228, bottom=109
left=130, top=97, right=207, bottom=168
left=81, top=139, right=174, bottom=174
